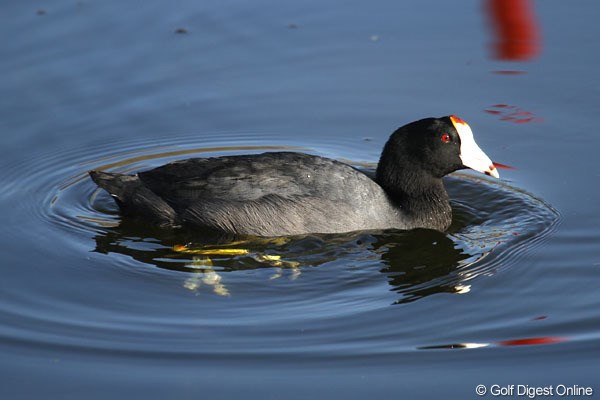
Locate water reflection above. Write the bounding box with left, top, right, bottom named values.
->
left=418, top=336, right=568, bottom=350
left=485, top=0, right=541, bottom=60
left=484, top=104, right=543, bottom=124
left=92, top=218, right=485, bottom=304
left=375, top=229, right=478, bottom=304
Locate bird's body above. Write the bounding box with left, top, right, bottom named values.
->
left=90, top=116, right=499, bottom=236
left=92, top=153, right=409, bottom=235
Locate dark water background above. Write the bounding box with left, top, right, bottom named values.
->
left=1, top=1, right=599, bottom=399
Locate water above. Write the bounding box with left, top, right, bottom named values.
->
left=1, top=1, right=599, bottom=399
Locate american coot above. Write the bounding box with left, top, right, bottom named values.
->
left=90, top=116, right=499, bottom=236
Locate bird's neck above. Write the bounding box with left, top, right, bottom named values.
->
left=375, top=166, right=452, bottom=230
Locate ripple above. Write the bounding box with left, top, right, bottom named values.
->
left=37, top=133, right=559, bottom=302
left=0, top=131, right=560, bottom=357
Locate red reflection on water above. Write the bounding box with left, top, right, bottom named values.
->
left=498, top=336, right=567, bottom=347
left=485, top=0, right=541, bottom=60
left=492, top=162, right=515, bottom=170
left=484, top=104, right=542, bottom=124
left=492, top=70, right=527, bottom=75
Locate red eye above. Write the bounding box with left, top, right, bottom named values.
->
left=441, top=133, right=451, bottom=143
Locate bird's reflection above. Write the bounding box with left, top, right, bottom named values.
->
left=93, top=214, right=483, bottom=304
left=373, top=229, right=476, bottom=304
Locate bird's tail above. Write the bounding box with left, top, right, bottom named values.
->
left=89, top=170, right=178, bottom=226
left=89, top=170, right=140, bottom=199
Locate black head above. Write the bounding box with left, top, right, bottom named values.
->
left=377, top=116, right=498, bottom=180
left=391, top=117, right=463, bottom=178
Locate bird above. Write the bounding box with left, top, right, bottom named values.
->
left=90, top=116, right=499, bottom=236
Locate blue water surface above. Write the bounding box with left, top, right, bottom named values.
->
left=1, top=1, right=599, bottom=399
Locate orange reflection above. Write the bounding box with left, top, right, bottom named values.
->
left=484, top=104, right=542, bottom=124
left=492, top=162, right=515, bottom=170
left=485, top=0, right=541, bottom=60
left=498, top=336, right=567, bottom=346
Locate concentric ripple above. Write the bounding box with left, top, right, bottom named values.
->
left=0, top=132, right=560, bottom=359
left=11, top=132, right=558, bottom=302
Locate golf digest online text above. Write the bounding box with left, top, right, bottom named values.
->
left=475, top=384, right=593, bottom=398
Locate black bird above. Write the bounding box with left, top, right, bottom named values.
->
left=90, top=116, right=499, bottom=236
